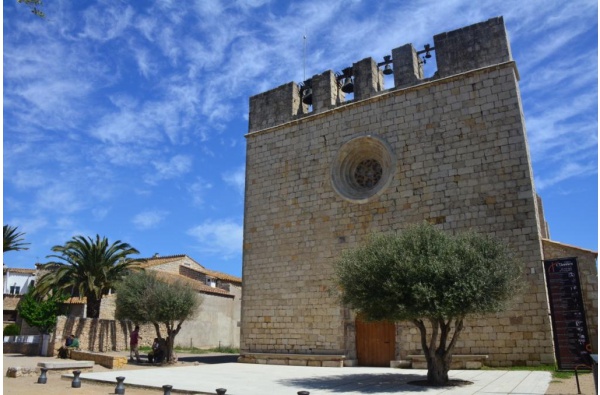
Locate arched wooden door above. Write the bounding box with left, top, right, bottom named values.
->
left=355, top=317, right=396, bottom=366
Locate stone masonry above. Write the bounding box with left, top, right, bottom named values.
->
left=240, top=17, right=597, bottom=367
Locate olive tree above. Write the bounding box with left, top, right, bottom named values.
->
left=115, top=271, right=201, bottom=363
left=334, top=222, right=523, bottom=386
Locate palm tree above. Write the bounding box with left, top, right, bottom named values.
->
left=3, top=225, right=30, bottom=252
left=35, top=235, right=140, bottom=318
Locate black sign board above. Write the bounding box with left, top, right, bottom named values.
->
left=544, top=257, right=591, bottom=369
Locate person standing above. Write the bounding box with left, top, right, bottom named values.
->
left=129, top=325, right=142, bottom=362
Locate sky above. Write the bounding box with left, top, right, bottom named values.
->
left=3, top=0, right=598, bottom=277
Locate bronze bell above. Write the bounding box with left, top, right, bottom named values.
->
left=302, top=87, right=313, bottom=105
left=341, top=77, right=354, bottom=93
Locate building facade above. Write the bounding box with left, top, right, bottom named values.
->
left=240, top=17, right=597, bottom=367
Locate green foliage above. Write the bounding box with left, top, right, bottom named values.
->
left=3, top=225, right=30, bottom=252
left=140, top=345, right=240, bottom=354
left=3, top=323, right=21, bottom=336
left=115, top=271, right=199, bottom=324
left=334, top=222, right=523, bottom=322
left=17, top=289, right=66, bottom=334
left=17, top=0, right=45, bottom=18
left=115, top=271, right=201, bottom=363
left=35, top=235, right=140, bottom=318
left=172, top=346, right=240, bottom=354
left=334, top=222, right=523, bottom=385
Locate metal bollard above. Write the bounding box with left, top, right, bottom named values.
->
left=71, top=370, right=81, bottom=388
left=37, top=367, right=48, bottom=384
left=216, top=388, right=227, bottom=395
left=298, top=392, right=310, bottom=395
left=162, top=384, right=173, bottom=395
left=115, top=376, right=126, bottom=394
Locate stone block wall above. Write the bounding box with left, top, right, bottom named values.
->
left=241, top=17, right=560, bottom=367
left=50, top=315, right=155, bottom=356
left=98, top=289, right=241, bottom=348
left=434, top=17, right=512, bottom=78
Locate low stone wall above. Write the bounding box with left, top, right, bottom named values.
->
left=70, top=350, right=128, bottom=369
left=3, top=342, right=40, bottom=355
left=239, top=352, right=345, bottom=367
left=408, top=354, right=489, bottom=369
left=50, top=316, right=157, bottom=357
left=3, top=335, right=41, bottom=356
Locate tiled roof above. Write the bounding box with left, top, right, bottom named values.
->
left=137, top=254, right=193, bottom=268
left=152, top=271, right=234, bottom=297
left=138, top=255, right=242, bottom=284
left=542, top=239, right=598, bottom=257
left=3, top=267, right=36, bottom=275
left=63, top=297, right=87, bottom=304
left=182, top=264, right=242, bottom=284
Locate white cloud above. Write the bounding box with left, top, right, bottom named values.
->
left=34, top=184, right=85, bottom=214
left=223, top=166, right=245, bottom=195
left=81, top=3, right=134, bottom=42
left=132, top=210, right=169, bottom=230
left=188, top=178, right=213, bottom=207
left=145, top=155, right=193, bottom=184
left=187, top=219, right=243, bottom=258
left=535, top=162, right=598, bottom=191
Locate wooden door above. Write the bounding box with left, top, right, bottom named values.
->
left=355, top=317, right=396, bottom=366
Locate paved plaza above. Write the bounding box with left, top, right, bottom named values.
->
left=72, top=363, right=552, bottom=394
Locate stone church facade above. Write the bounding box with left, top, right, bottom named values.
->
left=240, top=17, right=597, bottom=367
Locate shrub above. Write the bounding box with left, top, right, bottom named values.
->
left=3, top=323, right=21, bottom=336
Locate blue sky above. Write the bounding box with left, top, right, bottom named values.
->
left=3, top=0, right=598, bottom=277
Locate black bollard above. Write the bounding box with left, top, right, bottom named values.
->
left=115, top=376, right=126, bottom=394
left=162, top=384, right=173, bottom=395
left=37, top=367, right=48, bottom=384
left=71, top=370, right=81, bottom=388
left=298, top=392, right=310, bottom=395
left=216, top=388, right=227, bottom=395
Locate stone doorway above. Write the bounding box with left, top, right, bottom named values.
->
left=355, top=317, right=396, bottom=367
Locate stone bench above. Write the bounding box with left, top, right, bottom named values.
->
left=37, top=360, right=95, bottom=372
left=407, top=354, right=489, bottom=369
left=69, top=350, right=128, bottom=369
left=239, top=352, right=346, bottom=367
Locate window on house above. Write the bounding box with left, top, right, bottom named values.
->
left=3, top=311, right=17, bottom=322
left=9, top=286, right=20, bottom=294
left=206, top=278, right=216, bottom=287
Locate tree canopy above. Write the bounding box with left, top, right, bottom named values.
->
left=35, top=235, right=140, bottom=318
left=17, top=0, right=45, bottom=18
left=115, top=271, right=201, bottom=363
left=17, top=288, right=66, bottom=334
left=3, top=225, right=30, bottom=252
left=334, top=222, right=523, bottom=386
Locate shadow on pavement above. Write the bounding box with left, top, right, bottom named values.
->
left=177, top=354, right=239, bottom=364
left=279, top=372, right=432, bottom=393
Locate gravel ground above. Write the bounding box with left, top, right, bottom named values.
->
left=3, top=351, right=232, bottom=395
left=3, top=352, right=596, bottom=394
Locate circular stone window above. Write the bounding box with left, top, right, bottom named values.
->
left=331, top=135, right=396, bottom=203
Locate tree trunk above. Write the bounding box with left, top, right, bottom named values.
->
left=86, top=295, right=102, bottom=318
left=413, top=317, right=464, bottom=387
left=427, top=352, right=450, bottom=386
left=166, top=333, right=177, bottom=363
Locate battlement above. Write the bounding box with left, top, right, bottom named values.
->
left=248, top=17, right=512, bottom=133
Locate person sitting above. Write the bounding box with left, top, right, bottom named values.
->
left=148, top=337, right=165, bottom=363
left=57, top=336, right=71, bottom=359
left=69, top=334, right=79, bottom=349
